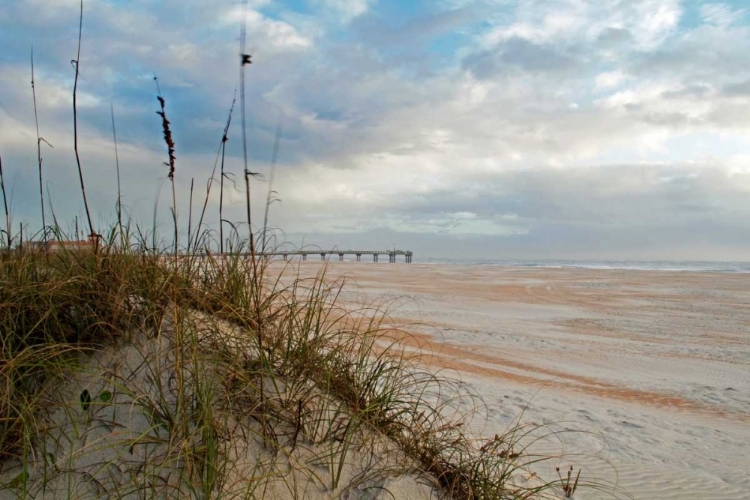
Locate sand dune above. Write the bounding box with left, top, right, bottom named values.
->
left=288, top=262, right=750, bottom=500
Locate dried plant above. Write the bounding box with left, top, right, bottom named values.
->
left=239, top=0, right=257, bottom=255
left=110, top=102, right=122, bottom=232
left=155, top=94, right=176, bottom=181
left=187, top=177, right=194, bottom=251
left=31, top=45, right=53, bottom=242
left=219, top=93, right=236, bottom=255
left=154, top=75, right=178, bottom=255
left=238, top=1, right=265, bottom=429
left=557, top=465, right=582, bottom=498
left=0, top=152, right=9, bottom=248
left=192, top=91, right=236, bottom=255
left=71, top=0, right=95, bottom=241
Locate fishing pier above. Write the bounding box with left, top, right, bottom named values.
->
left=261, top=250, right=413, bottom=263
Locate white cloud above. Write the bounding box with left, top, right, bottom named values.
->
left=630, top=0, right=682, bottom=48
left=0, top=66, right=100, bottom=112
left=482, top=0, right=589, bottom=45
left=482, top=0, right=682, bottom=50
left=594, top=83, right=670, bottom=109
left=452, top=211, right=477, bottom=220
left=279, top=210, right=528, bottom=237
left=220, top=7, right=313, bottom=50
left=595, top=70, right=628, bottom=90
left=312, top=0, right=374, bottom=23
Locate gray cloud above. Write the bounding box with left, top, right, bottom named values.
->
left=661, top=84, right=713, bottom=100
left=464, top=37, right=581, bottom=78
left=283, top=164, right=750, bottom=261
left=631, top=23, right=750, bottom=82
left=723, top=80, right=750, bottom=97
left=596, top=27, right=633, bottom=47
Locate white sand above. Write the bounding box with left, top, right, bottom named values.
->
left=0, top=323, right=438, bottom=499
left=6, top=260, right=746, bottom=499
left=288, top=262, right=750, bottom=500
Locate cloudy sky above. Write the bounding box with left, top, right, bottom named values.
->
left=1, top=0, right=749, bottom=260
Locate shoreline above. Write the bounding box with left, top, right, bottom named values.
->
left=280, top=262, right=750, bottom=499
left=303, top=259, right=750, bottom=273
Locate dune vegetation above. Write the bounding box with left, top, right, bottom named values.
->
left=0, top=234, right=580, bottom=499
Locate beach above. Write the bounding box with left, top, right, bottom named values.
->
left=288, top=262, right=750, bottom=499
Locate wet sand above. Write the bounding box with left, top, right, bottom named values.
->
left=284, top=262, right=750, bottom=499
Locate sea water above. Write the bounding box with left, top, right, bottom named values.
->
left=413, top=258, right=750, bottom=273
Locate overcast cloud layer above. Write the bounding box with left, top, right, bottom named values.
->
left=1, top=0, right=749, bottom=260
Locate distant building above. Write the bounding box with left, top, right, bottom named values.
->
left=25, top=235, right=100, bottom=253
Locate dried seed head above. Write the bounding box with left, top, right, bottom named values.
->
left=156, top=94, right=176, bottom=180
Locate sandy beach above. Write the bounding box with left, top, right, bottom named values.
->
left=285, top=262, right=750, bottom=500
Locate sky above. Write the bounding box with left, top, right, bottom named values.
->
left=1, top=0, right=749, bottom=260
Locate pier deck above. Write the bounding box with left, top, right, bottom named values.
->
left=260, top=250, right=413, bottom=263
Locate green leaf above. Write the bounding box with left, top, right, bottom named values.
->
left=80, top=389, right=91, bottom=411
left=99, top=390, right=112, bottom=403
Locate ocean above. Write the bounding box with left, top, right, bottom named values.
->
left=413, top=258, right=750, bottom=273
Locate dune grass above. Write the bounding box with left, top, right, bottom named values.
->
left=0, top=230, right=579, bottom=499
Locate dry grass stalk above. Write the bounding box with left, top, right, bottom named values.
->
left=239, top=0, right=256, bottom=255
left=31, top=45, right=52, bottom=242
left=0, top=152, right=10, bottom=248
left=154, top=75, right=178, bottom=255
left=110, top=102, right=122, bottom=232
left=219, top=92, right=236, bottom=255
left=72, top=0, right=95, bottom=241
left=187, top=177, right=194, bottom=252
left=193, top=90, right=236, bottom=255
left=557, top=465, right=581, bottom=498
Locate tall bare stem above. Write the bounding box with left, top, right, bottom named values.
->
left=187, top=178, right=194, bottom=252
left=72, top=0, right=95, bottom=240
left=110, top=102, right=122, bottom=233
left=239, top=0, right=255, bottom=256
left=193, top=91, right=236, bottom=255
left=0, top=153, right=10, bottom=248
left=31, top=46, right=52, bottom=242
